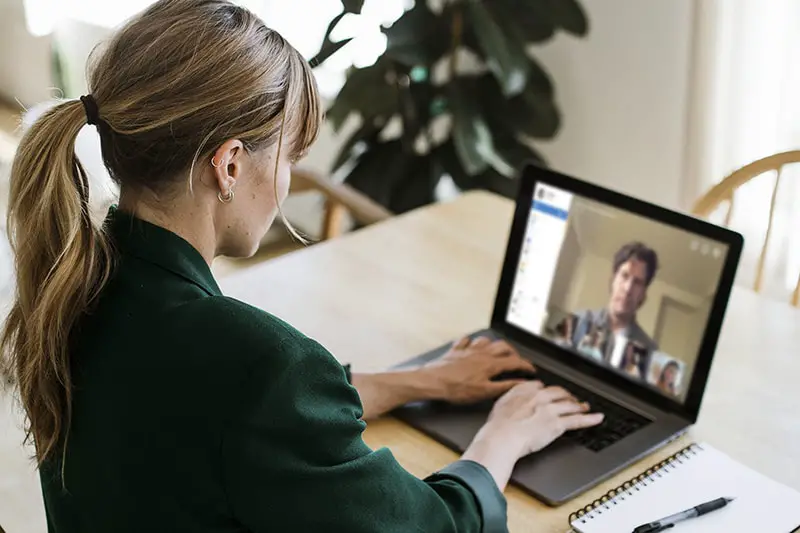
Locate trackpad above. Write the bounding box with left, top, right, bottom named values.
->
left=393, top=401, right=491, bottom=453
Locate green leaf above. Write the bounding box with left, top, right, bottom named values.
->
left=389, top=155, right=438, bottom=213
left=488, top=0, right=555, bottom=46
left=545, top=0, right=589, bottom=36
left=526, top=55, right=555, bottom=97
left=460, top=5, right=556, bottom=97
left=341, top=0, right=364, bottom=14
left=331, top=116, right=388, bottom=173
left=341, top=140, right=441, bottom=213
left=322, top=12, right=347, bottom=45
left=403, top=80, right=438, bottom=139
left=476, top=140, right=545, bottom=198
left=436, top=136, right=545, bottom=196
left=517, top=90, right=560, bottom=138
left=410, top=66, right=429, bottom=83
left=492, top=0, right=556, bottom=44
left=309, top=37, right=353, bottom=68
left=311, top=12, right=350, bottom=67
left=491, top=0, right=588, bottom=41
left=464, top=2, right=530, bottom=96
left=382, top=2, right=450, bottom=67
left=326, top=100, right=349, bottom=134
left=435, top=139, right=477, bottom=190
left=449, top=79, right=492, bottom=176
left=343, top=140, right=409, bottom=207
left=477, top=71, right=560, bottom=139
left=326, top=61, right=398, bottom=132
left=494, top=136, right=547, bottom=169
left=477, top=168, right=521, bottom=199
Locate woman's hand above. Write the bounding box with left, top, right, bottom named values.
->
left=487, top=381, right=603, bottom=455
left=348, top=335, right=535, bottom=420
left=421, top=336, right=537, bottom=404
left=462, top=381, right=604, bottom=490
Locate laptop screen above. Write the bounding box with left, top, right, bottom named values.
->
left=506, top=181, right=730, bottom=403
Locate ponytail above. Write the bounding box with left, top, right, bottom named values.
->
left=1, top=0, right=323, bottom=465
left=1, top=99, right=114, bottom=464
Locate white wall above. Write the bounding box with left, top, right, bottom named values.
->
left=549, top=223, right=581, bottom=307
left=52, top=19, right=112, bottom=97
left=654, top=297, right=710, bottom=378
left=531, top=0, right=696, bottom=210
left=0, top=0, right=52, bottom=106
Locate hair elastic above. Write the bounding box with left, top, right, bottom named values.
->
left=79, top=95, right=100, bottom=126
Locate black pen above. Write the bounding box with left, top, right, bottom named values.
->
left=632, top=497, right=734, bottom=533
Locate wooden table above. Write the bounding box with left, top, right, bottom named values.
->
left=222, top=191, right=800, bottom=532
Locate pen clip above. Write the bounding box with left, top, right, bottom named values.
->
left=633, top=524, right=675, bottom=533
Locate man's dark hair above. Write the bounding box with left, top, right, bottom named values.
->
left=613, top=242, right=659, bottom=286
left=663, top=360, right=680, bottom=372
left=660, top=360, right=680, bottom=383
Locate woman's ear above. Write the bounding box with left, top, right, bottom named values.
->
left=210, top=139, right=245, bottom=194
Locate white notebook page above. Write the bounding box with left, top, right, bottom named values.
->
left=572, top=443, right=800, bottom=533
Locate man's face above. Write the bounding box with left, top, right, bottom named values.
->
left=609, top=258, right=649, bottom=320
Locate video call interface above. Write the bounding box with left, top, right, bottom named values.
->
left=506, top=183, right=729, bottom=402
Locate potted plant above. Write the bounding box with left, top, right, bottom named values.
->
left=311, top=0, right=588, bottom=213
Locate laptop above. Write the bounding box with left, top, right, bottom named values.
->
left=392, top=164, right=743, bottom=506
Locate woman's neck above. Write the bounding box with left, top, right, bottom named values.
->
left=118, top=191, right=218, bottom=265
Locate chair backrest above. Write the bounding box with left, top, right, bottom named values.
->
left=289, top=167, right=392, bottom=240
left=691, top=150, right=800, bottom=305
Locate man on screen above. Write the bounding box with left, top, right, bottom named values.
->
left=571, top=242, right=659, bottom=369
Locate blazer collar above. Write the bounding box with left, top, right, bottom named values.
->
left=107, top=207, right=222, bottom=297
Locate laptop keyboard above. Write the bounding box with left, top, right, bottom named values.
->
left=481, top=366, right=652, bottom=452
left=532, top=367, right=651, bottom=452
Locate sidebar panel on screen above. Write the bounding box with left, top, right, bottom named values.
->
left=507, top=183, right=574, bottom=335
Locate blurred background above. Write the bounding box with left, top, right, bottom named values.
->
left=2, top=0, right=799, bottom=295
left=1, top=1, right=800, bottom=531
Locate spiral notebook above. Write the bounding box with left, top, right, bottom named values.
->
left=568, top=442, right=800, bottom=533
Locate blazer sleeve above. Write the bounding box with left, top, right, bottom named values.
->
left=221, top=337, right=509, bottom=533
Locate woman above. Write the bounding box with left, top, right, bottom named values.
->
left=577, top=327, right=605, bottom=362
left=620, top=343, right=645, bottom=379
left=657, top=360, right=681, bottom=396
left=1, top=2, right=603, bottom=532
left=553, top=313, right=576, bottom=348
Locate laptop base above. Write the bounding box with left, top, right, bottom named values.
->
left=392, top=329, right=689, bottom=506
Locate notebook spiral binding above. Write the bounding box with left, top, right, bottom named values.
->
left=568, top=442, right=704, bottom=526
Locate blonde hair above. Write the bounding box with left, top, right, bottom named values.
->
left=1, top=0, right=321, bottom=465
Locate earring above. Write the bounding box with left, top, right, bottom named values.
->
left=218, top=189, right=234, bottom=203
left=211, top=157, right=225, bottom=168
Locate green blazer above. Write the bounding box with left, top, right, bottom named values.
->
left=40, top=209, right=508, bottom=533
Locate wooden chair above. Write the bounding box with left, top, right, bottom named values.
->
left=691, top=150, right=800, bottom=305
left=288, top=167, right=393, bottom=241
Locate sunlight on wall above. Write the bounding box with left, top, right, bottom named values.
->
left=24, top=0, right=157, bottom=34
left=25, top=0, right=410, bottom=98
left=22, top=0, right=59, bottom=36
left=246, top=0, right=410, bottom=98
